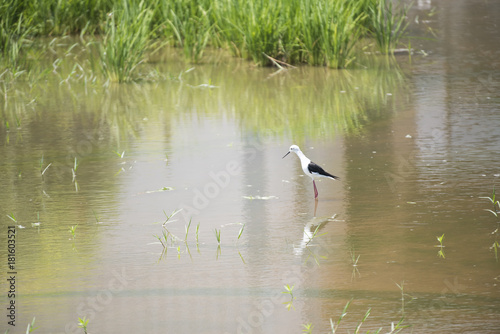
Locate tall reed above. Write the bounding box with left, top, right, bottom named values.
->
left=160, top=0, right=212, bottom=63
left=0, top=0, right=411, bottom=76
left=99, top=0, right=156, bottom=82
left=0, top=0, right=33, bottom=73
left=299, top=0, right=366, bottom=68
left=367, top=0, right=409, bottom=54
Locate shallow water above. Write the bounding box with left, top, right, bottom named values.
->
left=1, top=0, right=500, bottom=333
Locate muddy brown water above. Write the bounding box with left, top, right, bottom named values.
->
left=1, top=0, right=500, bottom=333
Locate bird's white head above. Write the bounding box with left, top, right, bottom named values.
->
left=282, top=144, right=301, bottom=159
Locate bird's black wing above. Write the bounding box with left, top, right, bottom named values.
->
left=308, top=162, right=340, bottom=180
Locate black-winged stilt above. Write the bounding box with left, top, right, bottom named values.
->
left=283, top=145, right=340, bottom=199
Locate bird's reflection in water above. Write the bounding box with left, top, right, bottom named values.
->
left=293, top=212, right=338, bottom=256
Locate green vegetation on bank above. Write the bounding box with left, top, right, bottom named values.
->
left=1, top=0, right=409, bottom=82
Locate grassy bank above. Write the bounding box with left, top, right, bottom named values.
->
left=0, top=0, right=409, bottom=82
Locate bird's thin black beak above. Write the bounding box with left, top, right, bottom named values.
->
left=282, top=151, right=291, bottom=159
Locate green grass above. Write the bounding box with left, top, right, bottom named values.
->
left=69, top=225, right=78, bottom=239
left=0, top=0, right=32, bottom=73
left=214, top=228, right=221, bottom=245
left=160, top=0, right=212, bottom=63
left=480, top=186, right=500, bottom=260
left=329, top=299, right=408, bottom=333
left=99, top=0, right=157, bottom=82
left=6, top=213, right=17, bottom=223
left=435, top=233, right=445, bottom=258
left=299, top=0, right=366, bottom=68
left=282, top=283, right=295, bottom=310
left=39, top=155, right=52, bottom=178
left=367, top=0, right=410, bottom=55
left=0, top=0, right=411, bottom=78
left=78, top=316, right=89, bottom=334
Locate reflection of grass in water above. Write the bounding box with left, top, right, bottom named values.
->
left=1, top=41, right=408, bottom=141
left=234, top=60, right=408, bottom=138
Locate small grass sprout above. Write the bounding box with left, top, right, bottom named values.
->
left=77, top=316, right=89, bottom=334
left=184, top=218, right=192, bottom=242
left=162, top=208, right=182, bottom=226
left=39, top=155, right=52, bottom=177
left=69, top=225, right=78, bottom=239
left=6, top=213, right=17, bottom=223
left=72, top=156, right=80, bottom=179
left=436, top=233, right=445, bottom=258
left=395, top=280, right=416, bottom=316
left=329, top=299, right=408, bottom=334
left=282, top=284, right=295, bottom=300
left=282, top=283, right=295, bottom=310
left=25, top=316, right=38, bottom=333
left=195, top=222, right=200, bottom=245
left=492, top=241, right=500, bottom=262
left=306, top=222, right=327, bottom=246
left=481, top=186, right=500, bottom=260
left=113, top=150, right=125, bottom=158
left=302, top=323, right=313, bottom=334
left=214, top=228, right=221, bottom=245
left=330, top=299, right=351, bottom=334
left=480, top=186, right=499, bottom=215
left=237, top=223, right=245, bottom=241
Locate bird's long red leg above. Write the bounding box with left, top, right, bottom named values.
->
left=313, top=180, right=318, bottom=199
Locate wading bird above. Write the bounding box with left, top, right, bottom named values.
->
left=283, top=145, right=340, bottom=199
